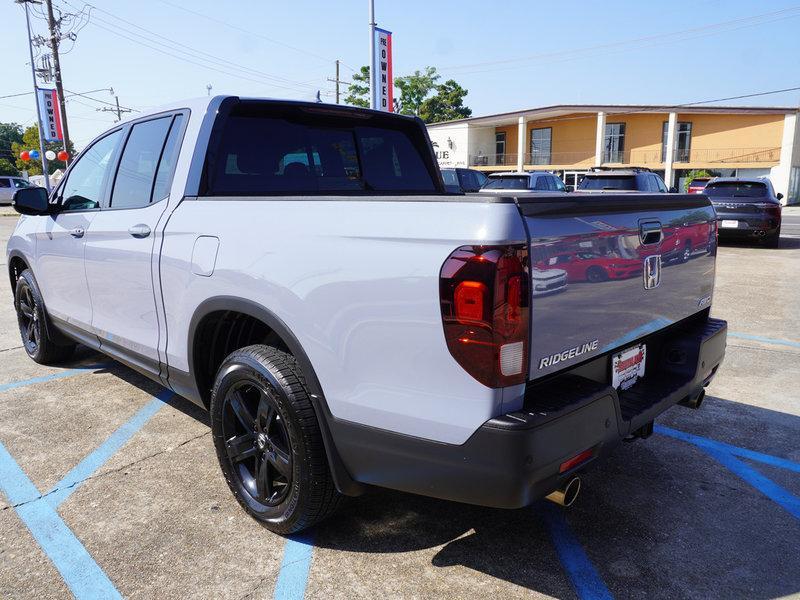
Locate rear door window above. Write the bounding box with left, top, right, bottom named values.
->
left=110, top=116, right=174, bottom=209
left=207, top=105, right=437, bottom=195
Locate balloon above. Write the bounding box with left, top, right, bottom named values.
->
left=57, top=150, right=69, bottom=161
left=29, top=150, right=40, bottom=160
left=45, top=150, right=56, bottom=161
left=20, top=151, right=30, bottom=161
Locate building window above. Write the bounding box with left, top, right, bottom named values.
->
left=604, top=123, right=625, bottom=163
left=530, top=127, right=552, bottom=165
left=662, top=121, right=692, bottom=162
left=495, top=132, right=506, bottom=165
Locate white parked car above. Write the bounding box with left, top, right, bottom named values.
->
left=0, top=176, right=34, bottom=204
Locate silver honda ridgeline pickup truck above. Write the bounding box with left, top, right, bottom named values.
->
left=7, top=97, right=727, bottom=533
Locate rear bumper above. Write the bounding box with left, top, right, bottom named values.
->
left=331, top=316, right=727, bottom=508
left=716, top=215, right=781, bottom=237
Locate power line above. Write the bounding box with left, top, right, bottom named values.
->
left=153, top=0, right=334, bottom=65
left=64, top=0, right=324, bottom=93
left=439, top=6, right=800, bottom=75
left=63, top=88, right=137, bottom=111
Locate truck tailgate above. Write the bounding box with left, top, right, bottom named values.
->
left=518, top=194, right=717, bottom=380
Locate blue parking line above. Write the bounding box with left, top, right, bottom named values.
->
left=45, top=391, right=169, bottom=507
left=703, top=447, right=800, bottom=520
left=656, top=426, right=800, bottom=474
left=0, top=441, right=122, bottom=599
left=540, top=503, right=614, bottom=600
left=657, top=426, right=800, bottom=520
left=0, top=364, right=109, bottom=393
left=273, top=533, right=315, bottom=600
left=728, top=332, right=800, bottom=349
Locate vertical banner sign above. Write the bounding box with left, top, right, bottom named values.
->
left=373, top=28, right=393, bottom=112
left=37, top=88, right=63, bottom=143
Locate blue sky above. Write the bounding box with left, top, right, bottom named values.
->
left=2, top=0, right=799, bottom=149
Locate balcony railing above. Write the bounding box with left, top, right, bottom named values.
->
left=468, top=147, right=781, bottom=168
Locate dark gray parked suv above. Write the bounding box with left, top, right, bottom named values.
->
left=578, top=168, right=672, bottom=193
left=704, top=177, right=783, bottom=247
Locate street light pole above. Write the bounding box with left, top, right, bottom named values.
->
left=369, top=0, right=376, bottom=110
left=19, top=0, right=51, bottom=194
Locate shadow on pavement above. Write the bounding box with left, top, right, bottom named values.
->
left=312, top=394, right=800, bottom=599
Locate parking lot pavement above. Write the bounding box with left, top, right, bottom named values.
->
left=1, top=212, right=799, bottom=599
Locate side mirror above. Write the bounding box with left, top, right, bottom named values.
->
left=776, top=192, right=784, bottom=201
left=12, top=187, right=50, bottom=216
left=669, top=186, right=678, bottom=193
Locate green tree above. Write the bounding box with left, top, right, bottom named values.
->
left=0, top=122, right=24, bottom=174
left=683, top=169, right=713, bottom=191
left=394, top=66, right=440, bottom=117
left=0, top=158, right=19, bottom=176
left=344, top=66, right=370, bottom=108
left=419, top=79, right=472, bottom=123
left=11, top=124, right=74, bottom=176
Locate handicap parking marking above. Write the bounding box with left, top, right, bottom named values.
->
left=0, top=386, right=172, bottom=599
left=728, top=332, right=800, bottom=349
left=0, top=441, right=122, bottom=599
left=656, top=425, right=800, bottom=520
left=273, top=532, right=315, bottom=600
left=540, top=503, right=614, bottom=600
left=45, top=390, right=170, bottom=508
left=0, top=363, right=111, bottom=393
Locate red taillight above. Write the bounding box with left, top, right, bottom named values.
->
left=439, top=244, right=530, bottom=387
left=454, top=281, right=486, bottom=322
left=559, top=448, right=594, bottom=473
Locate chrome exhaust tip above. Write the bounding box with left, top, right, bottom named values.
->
left=679, top=388, right=705, bottom=409
left=545, top=476, right=581, bottom=507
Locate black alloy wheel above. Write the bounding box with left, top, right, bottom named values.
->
left=16, top=279, right=40, bottom=354
left=222, top=380, right=293, bottom=508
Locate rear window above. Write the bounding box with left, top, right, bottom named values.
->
left=205, top=103, right=437, bottom=195
left=441, top=170, right=459, bottom=186
left=483, top=176, right=529, bottom=190
left=704, top=181, right=767, bottom=198
left=688, top=179, right=709, bottom=188
left=579, top=175, right=637, bottom=191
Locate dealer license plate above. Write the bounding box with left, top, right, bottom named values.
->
left=612, top=344, right=646, bottom=390
left=720, top=220, right=739, bottom=229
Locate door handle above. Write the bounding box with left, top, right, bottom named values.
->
left=69, top=227, right=84, bottom=238
left=128, top=224, right=151, bottom=238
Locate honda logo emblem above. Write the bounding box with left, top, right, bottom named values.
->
left=643, top=255, right=661, bottom=289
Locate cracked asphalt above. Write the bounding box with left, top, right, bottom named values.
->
left=1, top=212, right=800, bottom=599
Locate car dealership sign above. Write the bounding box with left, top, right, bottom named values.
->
left=372, top=28, right=393, bottom=112
left=37, top=88, right=63, bottom=143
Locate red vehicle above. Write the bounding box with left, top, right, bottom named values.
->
left=661, top=221, right=713, bottom=263
left=687, top=177, right=712, bottom=194
left=537, top=251, right=642, bottom=283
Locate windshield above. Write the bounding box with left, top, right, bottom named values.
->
left=704, top=182, right=767, bottom=198
left=579, top=175, right=637, bottom=191
left=483, top=176, right=529, bottom=190
left=12, top=178, right=31, bottom=188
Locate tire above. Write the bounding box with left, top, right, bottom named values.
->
left=586, top=266, right=608, bottom=283
left=210, top=344, right=342, bottom=534
left=764, top=230, right=780, bottom=248
left=14, top=269, right=75, bottom=365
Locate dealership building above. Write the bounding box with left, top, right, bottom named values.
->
left=427, top=104, right=800, bottom=203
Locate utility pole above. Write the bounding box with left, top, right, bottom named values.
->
left=369, top=0, right=376, bottom=109
left=18, top=0, right=51, bottom=194
left=326, top=60, right=346, bottom=104
left=44, top=0, right=70, bottom=165
left=335, top=60, right=340, bottom=104
left=98, top=96, right=133, bottom=122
